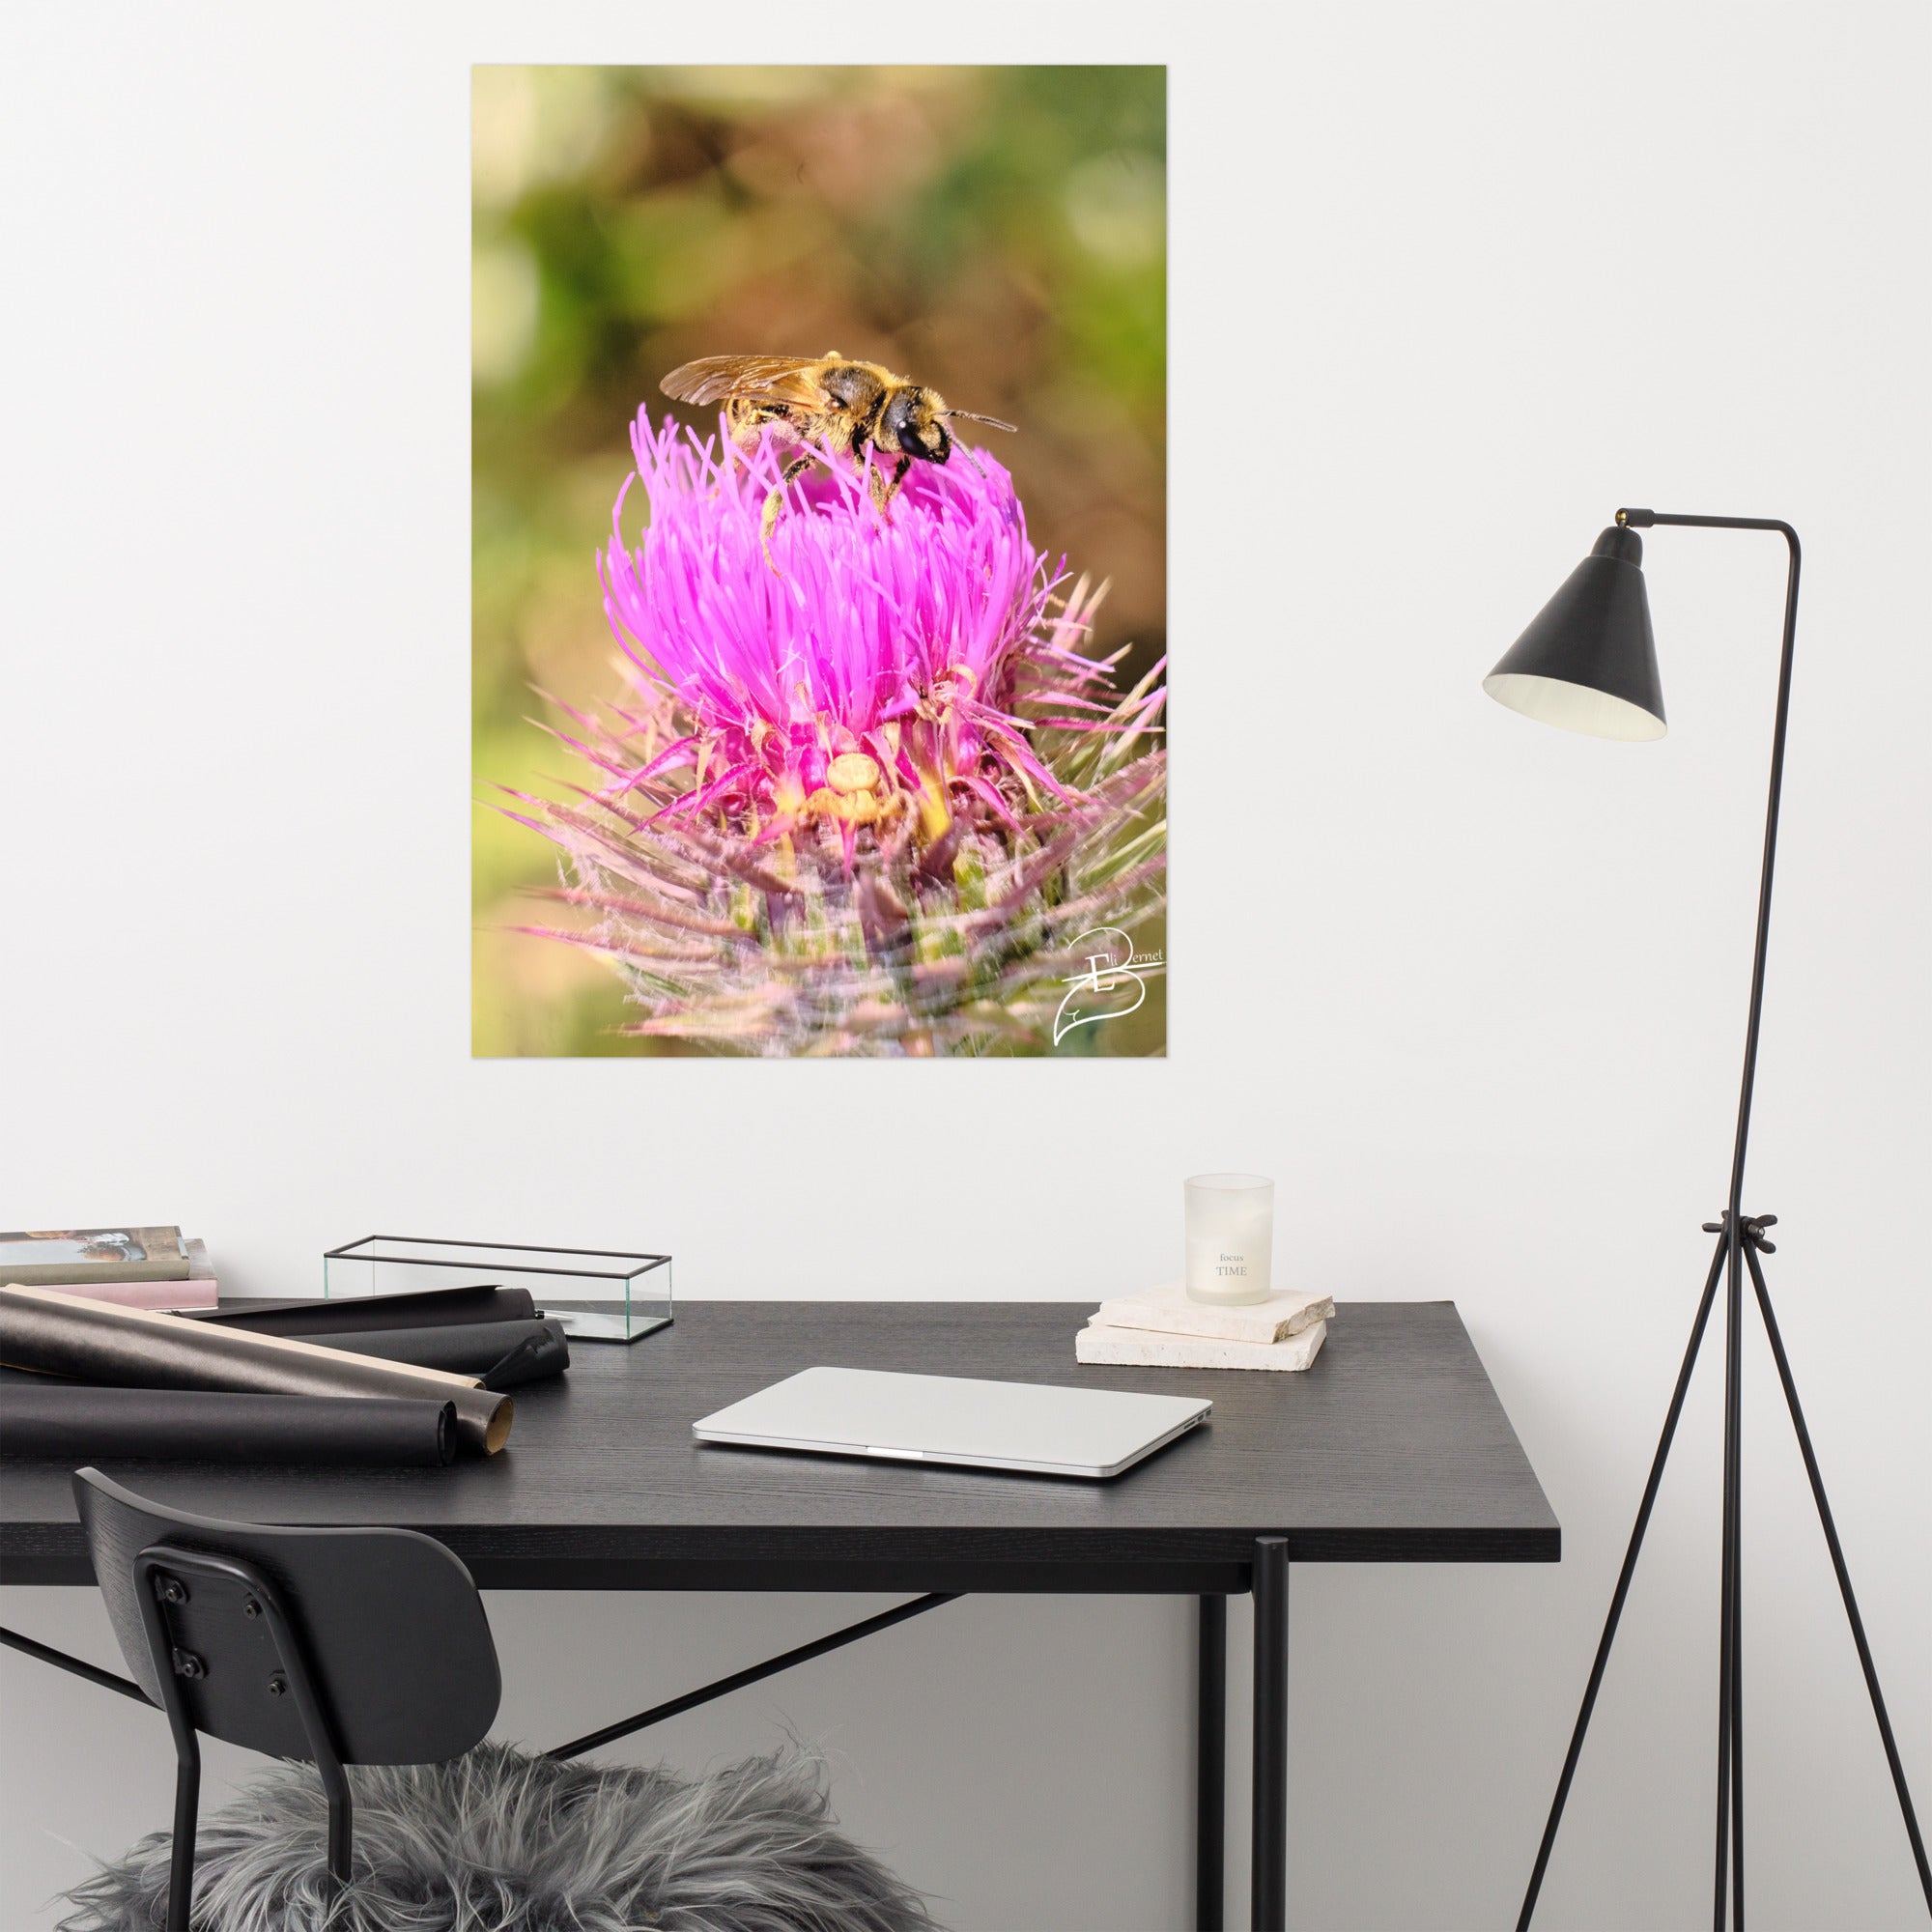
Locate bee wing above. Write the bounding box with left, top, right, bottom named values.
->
left=660, top=355, right=832, bottom=409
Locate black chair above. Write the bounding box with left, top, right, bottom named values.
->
left=73, top=1466, right=501, bottom=1932
left=69, top=1468, right=933, bottom=1932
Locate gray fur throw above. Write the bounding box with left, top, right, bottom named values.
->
left=58, top=1741, right=938, bottom=1932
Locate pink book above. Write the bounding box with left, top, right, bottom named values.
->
left=37, top=1277, right=219, bottom=1312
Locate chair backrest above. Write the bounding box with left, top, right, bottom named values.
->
left=74, top=1468, right=500, bottom=1766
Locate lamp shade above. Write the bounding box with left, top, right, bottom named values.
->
left=1484, top=526, right=1666, bottom=741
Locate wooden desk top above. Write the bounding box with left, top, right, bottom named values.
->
left=0, top=1302, right=1557, bottom=1592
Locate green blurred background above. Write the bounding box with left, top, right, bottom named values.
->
left=473, top=65, right=1167, bottom=1055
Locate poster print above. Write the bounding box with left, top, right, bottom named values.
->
left=473, top=66, right=1166, bottom=1057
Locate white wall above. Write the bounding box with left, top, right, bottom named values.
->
left=2, top=4, right=1927, bottom=1926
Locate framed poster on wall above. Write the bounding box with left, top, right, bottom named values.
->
left=472, top=66, right=1166, bottom=1057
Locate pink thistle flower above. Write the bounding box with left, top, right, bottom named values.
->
left=597, top=414, right=1073, bottom=836
left=499, top=412, right=1167, bottom=1057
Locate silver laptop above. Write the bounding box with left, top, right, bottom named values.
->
left=692, top=1366, right=1210, bottom=1480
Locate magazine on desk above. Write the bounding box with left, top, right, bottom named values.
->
left=0, top=1227, right=215, bottom=1308
left=0, top=1227, right=188, bottom=1284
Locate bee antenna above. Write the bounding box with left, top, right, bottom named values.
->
left=944, top=411, right=1017, bottom=433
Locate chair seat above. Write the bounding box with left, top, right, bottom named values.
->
left=59, top=1741, right=935, bottom=1932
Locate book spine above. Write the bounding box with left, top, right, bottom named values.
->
left=2, top=1261, right=192, bottom=1285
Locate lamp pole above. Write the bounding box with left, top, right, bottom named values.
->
left=1615, top=511, right=1802, bottom=1228
left=1633, top=511, right=1798, bottom=1927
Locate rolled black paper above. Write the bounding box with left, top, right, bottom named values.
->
left=0, top=1385, right=456, bottom=1466
left=307, top=1318, right=568, bottom=1385
left=187, top=1284, right=538, bottom=1336
left=0, top=1286, right=513, bottom=1456
left=480, top=1335, right=551, bottom=1392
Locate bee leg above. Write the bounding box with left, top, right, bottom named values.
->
left=761, top=455, right=816, bottom=575
left=724, top=399, right=766, bottom=456
left=870, top=453, right=913, bottom=520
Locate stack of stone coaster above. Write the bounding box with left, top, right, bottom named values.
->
left=1074, top=1280, right=1333, bottom=1371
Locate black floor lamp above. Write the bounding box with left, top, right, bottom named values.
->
left=1484, top=510, right=1931, bottom=1930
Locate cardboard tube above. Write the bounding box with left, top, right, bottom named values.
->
left=0, top=1285, right=512, bottom=1456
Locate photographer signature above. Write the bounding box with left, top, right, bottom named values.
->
left=1053, top=927, right=1165, bottom=1045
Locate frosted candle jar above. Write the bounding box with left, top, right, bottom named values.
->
left=1184, top=1174, right=1275, bottom=1305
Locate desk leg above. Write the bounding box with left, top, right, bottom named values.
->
left=1252, top=1538, right=1290, bottom=1932
left=1197, top=1594, right=1226, bottom=1931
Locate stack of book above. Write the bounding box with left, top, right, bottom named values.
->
left=1075, top=1280, right=1333, bottom=1371
left=0, top=1226, right=216, bottom=1310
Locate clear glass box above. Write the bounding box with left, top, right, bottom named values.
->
left=322, top=1237, right=671, bottom=1343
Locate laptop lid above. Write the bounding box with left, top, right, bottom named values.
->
left=692, top=1366, right=1210, bottom=1480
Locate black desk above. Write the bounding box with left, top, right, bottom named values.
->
left=0, top=1300, right=1558, bottom=1929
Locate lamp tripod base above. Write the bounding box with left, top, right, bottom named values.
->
left=1518, top=1213, right=1931, bottom=1929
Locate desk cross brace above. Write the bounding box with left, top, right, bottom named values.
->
left=0, top=1597, right=970, bottom=1767
left=6, top=1546, right=1297, bottom=1932
left=0, top=1623, right=151, bottom=1703
left=544, top=1590, right=961, bottom=1761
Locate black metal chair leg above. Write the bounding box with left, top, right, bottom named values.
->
left=1196, top=1594, right=1226, bottom=1931
left=166, top=1744, right=199, bottom=1932
left=131, top=1553, right=205, bottom=1932
left=325, top=1780, right=354, bottom=1890
left=1746, top=1243, right=1932, bottom=1912
left=1251, top=1538, right=1289, bottom=1932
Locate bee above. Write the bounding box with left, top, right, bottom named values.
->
left=659, top=352, right=1015, bottom=562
